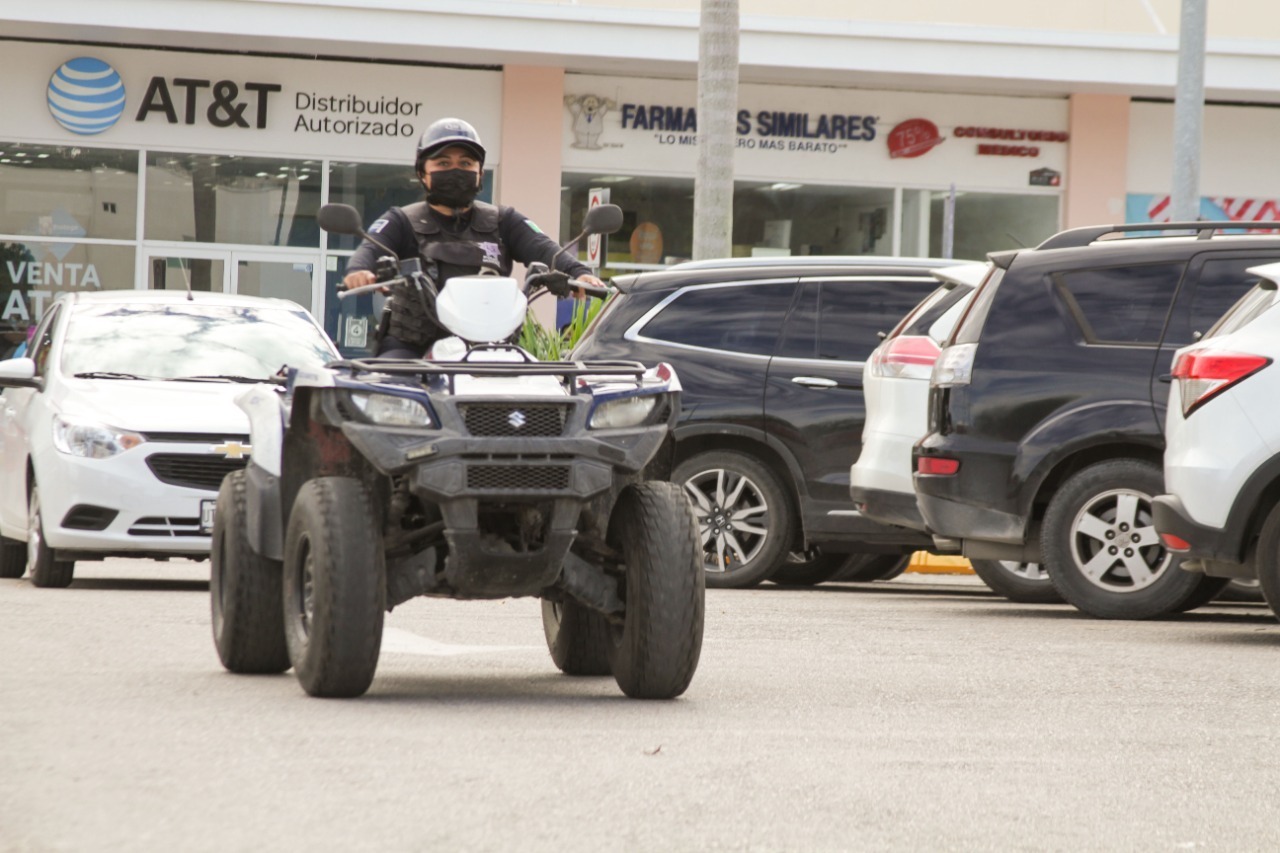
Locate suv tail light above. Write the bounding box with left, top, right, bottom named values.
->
left=1170, top=350, right=1271, bottom=417
left=930, top=343, right=977, bottom=387
left=870, top=335, right=942, bottom=380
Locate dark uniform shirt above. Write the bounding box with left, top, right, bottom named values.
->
left=348, top=202, right=593, bottom=352
left=347, top=203, right=592, bottom=281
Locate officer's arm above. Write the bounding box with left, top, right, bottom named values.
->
left=343, top=210, right=413, bottom=289
left=501, top=208, right=593, bottom=279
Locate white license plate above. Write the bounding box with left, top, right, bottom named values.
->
left=200, top=499, right=217, bottom=534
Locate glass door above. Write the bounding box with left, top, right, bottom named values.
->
left=145, top=249, right=229, bottom=294
left=231, top=251, right=321, bottom=316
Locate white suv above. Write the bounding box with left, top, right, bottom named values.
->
left=1154, top=261, right=1280, bottom=612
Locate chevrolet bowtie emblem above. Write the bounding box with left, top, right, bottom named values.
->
left=213, top=440, right=252, bottom=459
left=507, top=411, right=527, bottom=429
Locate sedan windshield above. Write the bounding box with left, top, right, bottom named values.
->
left=60, top=302, right=336, bottom=380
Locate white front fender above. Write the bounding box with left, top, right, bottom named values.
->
left=235, top=386, right=286, bottom=478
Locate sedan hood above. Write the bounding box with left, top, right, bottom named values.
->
left=54, top=378, right=256, bottom=434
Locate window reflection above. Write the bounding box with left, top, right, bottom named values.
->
left=60, top=302, right=336, bottom=380
left=0, top=142, right=138, bottom=240
left=145, top=152, right=321, bottom=247
left=1, top=242, right=135, bottom=350
left=325, top=162, right=495, bottom=250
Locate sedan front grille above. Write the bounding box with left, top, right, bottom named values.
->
left=146, top=454, right=247, bottom=491
left=460, top=404, right=569, bottom=437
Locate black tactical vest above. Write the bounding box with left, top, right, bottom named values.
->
left=386, top=201, right=511, bottom=348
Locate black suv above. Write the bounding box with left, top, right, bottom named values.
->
left=913, top=222, right=1280, bottom=619
left=573, top=256, right=965, bottom=588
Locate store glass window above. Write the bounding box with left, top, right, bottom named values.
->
left=1, top=241, right=135, bottom=356
left=325, top=162, right=496, bottom=250
left=0, top=142, right=138, bottom=240
left=561, top=173, right=897, bottom=268
left=145, top=152, right=321, bottom=247
left=927, top=191, right=1059, bottom=261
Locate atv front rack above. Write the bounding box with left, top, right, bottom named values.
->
left=330, top=354, right=649, bottom=395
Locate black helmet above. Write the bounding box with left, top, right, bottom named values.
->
left=414, top=118, right=486, bottom=174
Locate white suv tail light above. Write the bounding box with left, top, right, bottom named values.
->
left=869, top=335, right=942, bottom=379
left=930, top=343, right=977, bottom=387
left=1170, top=350, right=1271, bottom=417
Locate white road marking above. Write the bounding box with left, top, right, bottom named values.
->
left=380, top=627, right=541, bottom=657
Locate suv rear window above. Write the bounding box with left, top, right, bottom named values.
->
left=894, top=283, right=974, bottom=343
left=639, top=281, right=795, bottom=356
left=1051, top=263, right=1185, bottom=345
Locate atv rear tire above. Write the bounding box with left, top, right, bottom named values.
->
left=607, top=482, right=704, bottom=699
left=211, top=470, right=290, bottom=674
left=542, top=598, right=612, bottom=676
left=283, top=477, right=385, bottom=698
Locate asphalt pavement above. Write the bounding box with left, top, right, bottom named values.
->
left=2, top=559, right=1279, bottom=851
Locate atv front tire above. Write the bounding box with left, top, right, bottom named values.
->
left=606, top=482, right=705, bottom=699
left=283, top=477, right=385, bottom=698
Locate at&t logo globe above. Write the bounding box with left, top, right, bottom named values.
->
left=47, top=57, right=126, bottom=135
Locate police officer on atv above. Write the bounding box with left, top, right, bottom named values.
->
left=342, top=118, right=604, bottom=358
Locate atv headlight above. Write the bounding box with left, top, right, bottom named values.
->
left=52, top=415, right=145, bottom=459
left=589, top=395, right=657, bottom=429
left=350, top=392, right=432, bottom=427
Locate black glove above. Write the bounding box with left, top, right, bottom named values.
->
left=528, top=269, right=572, bottom=298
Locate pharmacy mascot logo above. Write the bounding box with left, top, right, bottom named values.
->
left=47, top=57, right=126, bottom=135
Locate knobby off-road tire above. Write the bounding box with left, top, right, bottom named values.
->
left=211, top=470, right=290, bottom=674
left=0, top=535, right=25, bottom=579
left=1042, top=459, right=1203, bottom=620
left=28, top=483, right=73, bottom=588
left=283, top=477, right=386, bottom=698
left=1253, top=502, right=1280, bottom=621
left=542, top=599, right=612, bottom=676
left=607, top=482, right=705, bottom=699
left=673, top=450, right=794, bottom=590
left=970, top=559, right=1062, bottom=604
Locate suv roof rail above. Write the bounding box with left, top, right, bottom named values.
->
left=1036, top=221, right=1280, bottom=251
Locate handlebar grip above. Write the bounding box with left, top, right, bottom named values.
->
left=338, top=278, right=399, bottom=300
left=572, top=281, right=611, bottom=300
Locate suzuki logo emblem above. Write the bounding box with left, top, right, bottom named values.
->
left=213, top=440, right=252, bottom=459
left=507, top=411, right=526, bottom=429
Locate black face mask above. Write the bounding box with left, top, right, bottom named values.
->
left=425, top=168, right=481, bottom=208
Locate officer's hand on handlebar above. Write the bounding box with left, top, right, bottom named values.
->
left=528, top=269, right=573, bottom=298
left=343, top=270, right=381, bottom=291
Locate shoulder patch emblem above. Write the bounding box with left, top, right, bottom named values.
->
left=368, top=219, right=389, bottom=234
left=523, top=219, right=543, bottom=234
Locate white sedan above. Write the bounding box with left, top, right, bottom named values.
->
left=0, top=290, right=339, bottom=587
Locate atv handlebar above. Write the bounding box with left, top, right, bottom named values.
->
left=339, top=274, right=609, bottom=301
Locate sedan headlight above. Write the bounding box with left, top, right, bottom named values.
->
left=590, top=395, right=657, bottom=429
left=350, top=391, right=433, bottom=427
left=52, top=415, right=145, bottom=459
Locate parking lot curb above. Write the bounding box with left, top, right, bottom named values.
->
left=907, top=551, right=974, bottom=575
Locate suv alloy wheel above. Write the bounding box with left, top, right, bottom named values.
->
left=673, top=450, right=793, bottom=589
left=1041, top=459, right=1220, bottom=619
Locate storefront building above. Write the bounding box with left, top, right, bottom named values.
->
left=3, top=1, right=1278, bottom=355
